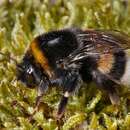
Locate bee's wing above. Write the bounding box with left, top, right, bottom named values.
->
left=78, top=30, right=130, bottom=52
left=67, top=30, right=130, bottom=63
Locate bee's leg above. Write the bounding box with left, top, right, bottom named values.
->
left=92, top=70, right=120, bottom=105
left=101, top=81, right=120, bottom=105
left=56, top=72, right=81, bottom=119
left=107, top=87, right=120, bottom=105
left=56, top=92, right=70, bottom=119
left=29, top=80, right=49, bottom=121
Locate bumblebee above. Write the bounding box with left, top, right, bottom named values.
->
left=16, top=28, right=130, bottom=119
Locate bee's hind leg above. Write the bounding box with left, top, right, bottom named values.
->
left=92, top=70, right=120, bottom=106
left=107, top=87, right=120, bottom=105
left=28, top=80, right=49, bottom=122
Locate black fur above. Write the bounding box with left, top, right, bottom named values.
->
left=109, top=50, right=126, bottom=80
left=36, top=28, right=82, bottom=68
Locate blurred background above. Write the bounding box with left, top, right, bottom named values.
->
left=0, top=0, right=130, bottom=130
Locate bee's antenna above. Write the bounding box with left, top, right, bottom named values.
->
left=0, top=51, right=18, bottom=65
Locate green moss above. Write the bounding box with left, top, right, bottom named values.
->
left=0, top=0, right=130, bottom=129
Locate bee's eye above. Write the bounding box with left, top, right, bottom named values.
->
left=27, top=67, right=33, bottom=74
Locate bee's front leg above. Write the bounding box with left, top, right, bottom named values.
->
left=28, top=80, right=49, bottom=122
left=56, top=71, right=81, bottom=119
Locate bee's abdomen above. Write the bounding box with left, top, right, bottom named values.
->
left=97, top=54, right=114, bottom=74
left=97, top=50, right=127, bottom=84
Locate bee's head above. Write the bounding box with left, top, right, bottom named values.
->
left=16, top=54, right=47, bottom=88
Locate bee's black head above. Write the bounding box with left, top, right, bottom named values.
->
left=16, top=54, right=46, bottom=88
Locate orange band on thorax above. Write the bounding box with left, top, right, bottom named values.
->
left=30, top=40, right=54, bottom=78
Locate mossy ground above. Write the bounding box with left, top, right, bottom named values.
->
left=1, top=0, right=130, bottom=130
